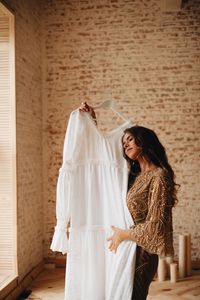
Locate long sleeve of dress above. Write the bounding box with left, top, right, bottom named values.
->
left=50, top=110, right=80, bottom=254
left=129, top=172, right=174, bottom=257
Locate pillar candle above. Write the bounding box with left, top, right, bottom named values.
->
left=158, top=257, right=166, bottom=282
left=186, top=233, right=192, bottom=276
left=170, top=263, right=178, bottom=283
left=178, top=234, right=187, bottom=278
left=165, top=256, right=173, bottom=278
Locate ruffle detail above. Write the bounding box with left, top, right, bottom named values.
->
left=50, top=221, right=69, bottom=254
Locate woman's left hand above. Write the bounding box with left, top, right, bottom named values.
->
left=107, top=226, right=128, bottom=253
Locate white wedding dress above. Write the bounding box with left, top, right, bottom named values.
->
left=50, top=109, right=137, bottom=300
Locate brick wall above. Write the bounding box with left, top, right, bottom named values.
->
left=2, top=0, right=43, bottom=281
left=42, top=0, right=200, bottom=262
left=1, top=0, right=199, bottom=284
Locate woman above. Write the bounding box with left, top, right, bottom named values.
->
left=79, top=102, right=178, bottom=300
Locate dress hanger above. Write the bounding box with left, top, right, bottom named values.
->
left=93, top=100, right=129, bottom=122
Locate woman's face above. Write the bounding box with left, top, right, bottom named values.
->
left=122, top=132, right=142, bottom=160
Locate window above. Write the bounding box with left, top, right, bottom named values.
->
left=0, top=2, right=17, bottom=290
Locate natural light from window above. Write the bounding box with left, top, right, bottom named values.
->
left=0, top=2, right=17, bottom=291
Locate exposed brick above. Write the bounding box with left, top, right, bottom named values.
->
left=42, top=0, right=200, bottom=263
left=2, top=0, right=200, bottom=284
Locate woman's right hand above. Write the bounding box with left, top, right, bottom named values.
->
left=79, top=102, right=96, bottom=120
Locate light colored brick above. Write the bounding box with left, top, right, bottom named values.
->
left=2, top=1, right=200, bottom=288
left=42, top=0, right=200, bottom=263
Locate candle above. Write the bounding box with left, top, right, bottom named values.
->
left=178, top=234, right=187, bottom=278
left=186, top=233, right=192, bottom=276
left=165, top=256, right=173, bottom=278
left=158, top=257, right=166, bottom=282
left=170, top=263, right=178, bottom=283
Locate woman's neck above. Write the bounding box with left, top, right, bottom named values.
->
left=137, top=156, right=157, bottom=173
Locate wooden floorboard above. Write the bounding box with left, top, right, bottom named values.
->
left=26, top=268, right=200, bottom=300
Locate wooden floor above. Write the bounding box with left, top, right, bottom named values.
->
left=26, top=268, right=200, bottom=300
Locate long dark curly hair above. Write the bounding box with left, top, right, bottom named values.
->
left=122, top=126, right=179, bottom=206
